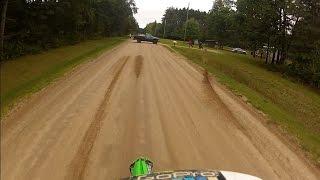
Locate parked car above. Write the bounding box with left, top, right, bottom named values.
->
left=232, top=48, right=247, bottom=54
left=133, top=34, right=159, bottom=44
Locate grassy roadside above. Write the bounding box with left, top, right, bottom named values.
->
left=160, top=40, right=320, bottom=165
left=1, top=37, right=126, bottom=116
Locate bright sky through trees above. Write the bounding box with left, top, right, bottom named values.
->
left=134, top=0, right=213, bottom=28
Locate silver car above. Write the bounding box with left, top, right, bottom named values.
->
left=232, top=48, right=247, bottom=54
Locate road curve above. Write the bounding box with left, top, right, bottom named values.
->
left=1, top=40, right=319, bottom=180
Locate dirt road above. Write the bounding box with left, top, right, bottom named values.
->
left=1, top=41, right=319, bottom=180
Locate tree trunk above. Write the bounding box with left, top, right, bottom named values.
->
left=0, top=0, right=8, bottom=57
left=287, top=17, right=299, bottom=56
left=276, top=49, right=281, bottom=64
left=283, top=6, right=288, bottom=62
left=265, top=38, right=270, bottom=64
left=276, top=7, right=282, bottom=64
left=279, top=50, right=286, bottom=64
left=271, top=51, right=276, bottom=64
left=279, top=7, right=287, bottom=65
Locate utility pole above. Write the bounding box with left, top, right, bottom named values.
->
left=183, top=2, right=190, bottom=42
left=163, top=19, right=166, bottom=38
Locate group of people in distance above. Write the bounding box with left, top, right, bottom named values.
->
left=173, top=39, right=203, bottom=49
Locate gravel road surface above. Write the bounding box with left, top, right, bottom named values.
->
left=1, top=41, right=319, bottom=180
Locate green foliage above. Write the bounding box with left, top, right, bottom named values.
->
left=207, top=2, right=234, bottom=48
left=204, top=0, right=320, bottom=88
left=145, top=21, right=163, bottom=37
left=234, top=0, right=319, bottom=87
left=236, top=0, right=277, bottom=50
left=183, top=18, right=200, bottom=40
left=288, top=0, right=320, bottom=88
left=160, top=7, right=207, bottom=40
left=2, top=0, right=138, bottom=60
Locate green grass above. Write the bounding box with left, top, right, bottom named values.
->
left=161, top=40, right=320, bottom=165
left=160, top=39, right=188, bottom=47
left=1, top=37, right=125, bottom=116
left=160, top=39, right=234, bottom=51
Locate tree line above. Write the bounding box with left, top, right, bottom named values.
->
left=145, top=0, right=320, bottom=88
left=0, top=0, right=139, bottom=60
left=144, top=7, right=207, bottom=40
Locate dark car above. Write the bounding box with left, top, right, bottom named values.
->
left=134, top=34, right=159, bottom=44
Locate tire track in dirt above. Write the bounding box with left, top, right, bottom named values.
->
left=134, top=55, right=144, bottom=78
left=65, top=56, right=129, bottom=180
left=201, top=69, right=248, bottom=132
left=203, top=71, right=290, bottom=179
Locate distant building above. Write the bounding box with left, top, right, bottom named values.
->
left=204, top=40, right=218, bottom=48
